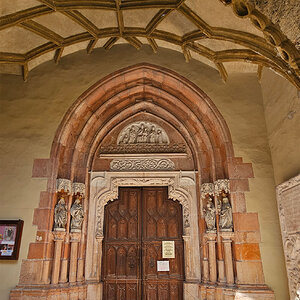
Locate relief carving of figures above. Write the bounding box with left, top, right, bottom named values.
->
left=203, top=196, right=216, bottom=232
left=117, top=122, right=169, bottom=145
left=70, top=195, right=84, bottom=232
left=54, top=197, right=68, bottom=231
left=218, top=192, right=233, bottom=231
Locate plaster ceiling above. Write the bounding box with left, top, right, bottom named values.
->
left=0, top=0, right=299, bottom=88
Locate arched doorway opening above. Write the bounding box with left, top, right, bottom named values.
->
left=11, top=64, right=274, bottom=300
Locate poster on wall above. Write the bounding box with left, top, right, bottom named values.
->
left=0, top=220, right=23, bottom=260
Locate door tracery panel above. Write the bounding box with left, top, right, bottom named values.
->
left=102, top=187, right=184, bottom=300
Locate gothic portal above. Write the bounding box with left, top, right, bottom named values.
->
left=10, top=64, right=276, bottom=299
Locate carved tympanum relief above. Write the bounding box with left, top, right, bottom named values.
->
left=110, top=158, right=175, bottom=171
left=117, top=122, right=169, bottom=145
left=277, top=174, right=300, bottom=300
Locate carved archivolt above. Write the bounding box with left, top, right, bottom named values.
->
left=56, top=178, right=72, bottom=194
left=95, top=176, right=191, bottom=237
left=117, top=121, right=169, bottom=145
left=110, top=158, right=175, bottom=171
left=276, top=174, right=300, bottom=300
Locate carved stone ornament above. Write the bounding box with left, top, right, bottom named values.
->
left=70, top=195, right=84, bottom=232
left=54, top=197, right=68, bottom=231
left=95, top=177, right=191, bottom=237
left=73, top=182, right=85, bottom=196
left=56, top=178, right=72, bottom=194
left=110, top=158, right=175, bottom=171
left=99, top=143, right=186, bottom=155
left=117, top=121, right=169, bottom=145
left=276, top=174, right=300, bottom=299
left=214, top=179, right=230, bottom=196
left=200, top=183, right=214, bottom=200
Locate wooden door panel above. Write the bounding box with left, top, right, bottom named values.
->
left=142, top=187, right=184, bottom=300
left=103, top=188, right=142, bottom=299
left=103, top=187, right=184, bottom=300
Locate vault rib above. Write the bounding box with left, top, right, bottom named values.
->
left=19, top=20, right=64, bottom=46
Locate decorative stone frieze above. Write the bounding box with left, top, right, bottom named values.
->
left=56, top=178, right=72, bottom=194
left=110, top=158, right=175, bottom=171
left=72, top=182, right=85, bottom=196
left=99, top=143, right=186, bottom=155
left=276, top=174, right=300, bottom=300
left=117, top=121, right=169, bottom=145
left=214, top=179, right=230, bottom=195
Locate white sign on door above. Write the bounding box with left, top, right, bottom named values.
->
left=157, top=260, right=170, bottom=271
left=162, top=241, right=175, bottom=258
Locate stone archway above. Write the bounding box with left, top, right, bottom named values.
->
left=11, top=64, right=275, bottom=300
left=85, top=171, right=199, bottom=299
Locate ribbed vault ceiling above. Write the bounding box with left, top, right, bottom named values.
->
left=0, top=0, right=299, bottom=88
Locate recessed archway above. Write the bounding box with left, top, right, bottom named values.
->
left=11, top=63, right=274, bottom=300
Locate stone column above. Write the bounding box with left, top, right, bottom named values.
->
left=69, top=232, right=81, bottom=283
left=217, top=235, right=226, bottom=283
left=183, top=235, right=195, bottom=280
left=222, top=232, right=234, bottom=285
left=202, top=258, right=209, bottom=283
left=206, top=233, right=217, bottom=283
left=51, top=231, right=66, bottom=284
left=95, top=236, right=104, bottom=280
left=59, top=241, right=69, bottom=283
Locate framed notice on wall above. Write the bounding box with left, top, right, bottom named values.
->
left=0, top=220, right=23, bottom=260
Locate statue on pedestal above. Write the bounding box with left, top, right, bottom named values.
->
left=218, top=192, right=233, bottom=231
left=54, top=197, right=67, bottom=231
left=70, top=195, right=84, bottom=232
left=203, top=196, right=216, bottom=232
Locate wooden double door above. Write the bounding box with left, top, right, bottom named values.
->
left=102, top=187, right=184, bottom=300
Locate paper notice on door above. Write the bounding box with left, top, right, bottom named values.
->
left=162, top=241, right=175, bottom=258
left=157, top=260, right=170, bottom=271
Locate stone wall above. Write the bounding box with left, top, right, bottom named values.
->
left=261, top=68, right=300, bottom=185
left=0, top=45, right=289, bottom=299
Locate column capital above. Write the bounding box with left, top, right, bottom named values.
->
left=205, top=232, right=217, bottom=241
left=52, top=230, right=66, bottom=241
left=70, top=232, right=81, bottom=242
left=220, top=232, right=234, bottom=240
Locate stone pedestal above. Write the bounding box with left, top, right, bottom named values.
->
left=51, top=231, right=66, bottom=284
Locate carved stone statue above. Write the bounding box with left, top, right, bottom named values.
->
left=218, top=192, right=233, bottom=231
left=70, top=195, right=84, bottom=232
left=203, top=196, right=216, bottom=232
left=54, top=197, right=67, bottom=231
